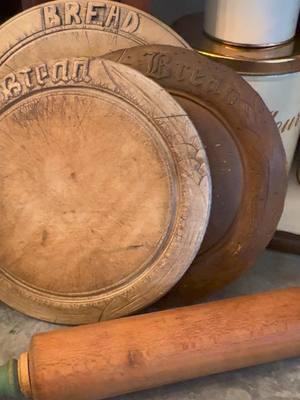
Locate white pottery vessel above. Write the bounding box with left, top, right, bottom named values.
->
left=204, top=0, right=300, bottom=47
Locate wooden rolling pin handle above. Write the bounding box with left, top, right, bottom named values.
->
left=3, top=288, right=300, bottom=400
left=0, top=359, right=22, bottom=399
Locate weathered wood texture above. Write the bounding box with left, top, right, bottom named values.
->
left=0, top=1, right=195, bottom=324
left=106, top=45, right=287, bottom=307
left=0, top=1, right=189, bottom=74
left=18, top=288, right=300, bottom=400
left=0, top=57, right=210, bottom=324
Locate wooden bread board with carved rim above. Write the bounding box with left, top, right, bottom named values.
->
left=105, top=45, right=287, bottom=307
left=0, top=57, right=211, bottom=324
left=0, top=0, right=193, bottom=324
left=0, top=0, right=189, bottom=79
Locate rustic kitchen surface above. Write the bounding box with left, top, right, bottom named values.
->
left=2, top=250, right=300, bottom=400
left=0, top=1, right=300, bottom=400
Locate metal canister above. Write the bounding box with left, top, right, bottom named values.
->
left=204, top=0, right=300, bottom=47
left=174, top=13, right=300, bottom=170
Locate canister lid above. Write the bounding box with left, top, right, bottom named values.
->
left=173, top=13, right=300, bottom=75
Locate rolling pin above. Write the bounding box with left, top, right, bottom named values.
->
left=2, top=287, right=300, bottom=400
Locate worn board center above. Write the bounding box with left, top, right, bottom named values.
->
left=0, top=89, right=174, bottom=295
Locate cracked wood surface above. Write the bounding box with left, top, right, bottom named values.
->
left=0, top=58, right=211, bottom=324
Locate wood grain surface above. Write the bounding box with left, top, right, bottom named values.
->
left=0, top=0, right=197, bottom=324
left=0, top=0, right=188, bottom=76
left=0, top=57, right=210, bottom=324
left=105, top=45, right=287, bottom=307
left=19, top=287, right=300, bottom=400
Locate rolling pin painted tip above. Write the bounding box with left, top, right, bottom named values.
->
left=0, top=359, right=23, bottom=399
left=2, top=288, right=300, bottom=400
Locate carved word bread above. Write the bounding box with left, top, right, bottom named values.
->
left=105, top=45, right=287, bottom=307
left=0, top=0, right=189, bottom=77
left=43, top=2, right=140, bottom=30
left=0, top=58, right=211, bottom=324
